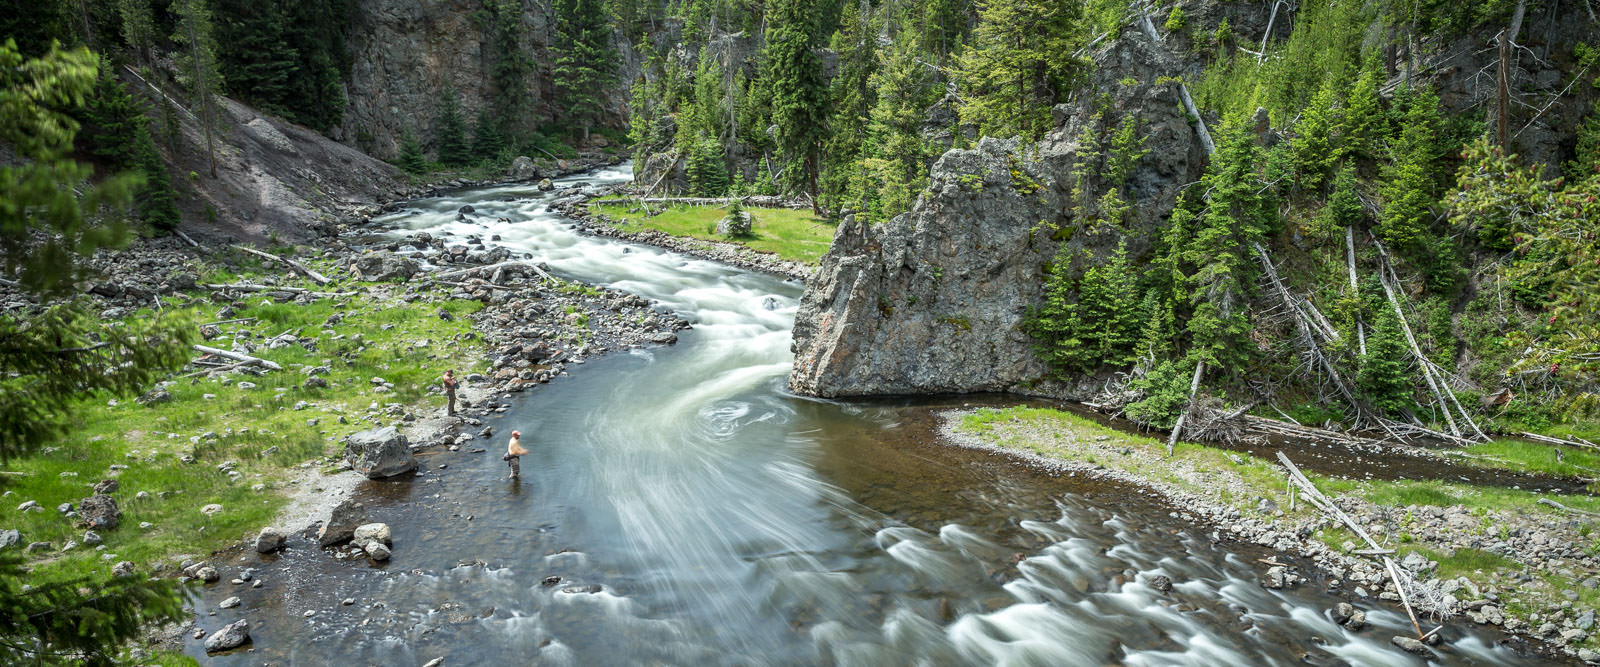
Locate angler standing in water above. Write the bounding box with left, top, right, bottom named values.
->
left=503, top=430, right=528, bottom=480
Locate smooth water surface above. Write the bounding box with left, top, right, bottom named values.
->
left=185, top=166, right=1550, bottom=666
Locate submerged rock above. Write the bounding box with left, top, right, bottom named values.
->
left=203, top=619, right=250, bottom=653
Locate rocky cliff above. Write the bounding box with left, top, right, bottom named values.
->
left=342, top=0, right=640, bottom=158
left=789, top=1, right=1593, bottom=399
left=790, top=29, right=1207, bottom=398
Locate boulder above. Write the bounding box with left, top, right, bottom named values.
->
left=136, top=388, right=173, bottom=406
left=364, top=541, right=392, bottom=561
left=203, top=619, right=250, bottom=653
left=78, top=494, right=120, bottom=530
left=1391, top=635, right=1432, bottom=656
left=92, top=479, right=118, bottom=495
left=317, top=500, right=365, bottom=546
left=0, top=529, right=18, bottom=550
left=537, top=178, right=554, bottom=192
left=509, top=155, right=538, bottom=180
left=111, top=560, right=135, bottom=577
left=255, top=527, right=285, bottom=553
left=342, top=427, right=417, bottom=479
left=346, top=252, right=420, bottom=282
left=352, top=523, right=391, bottom=549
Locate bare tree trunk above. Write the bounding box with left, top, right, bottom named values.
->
left=186, top=16, right=217, bottom=178
left=1497, top=33, right=1511, bottom=152
left=1346, top=227, right=1366, bottom=356
left=1372, top=242, right=1462, bottom=438
left=1167, top=360, right=1206, bottom=456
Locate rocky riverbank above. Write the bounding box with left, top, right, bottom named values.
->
left=549, top=192, right=816, bottom=283
left=940, top=406, right=1600, bottom=664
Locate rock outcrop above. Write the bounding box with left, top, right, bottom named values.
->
left=343, top=427, right=417, bottom=479
left=789, top=25, right=1207, bottom=398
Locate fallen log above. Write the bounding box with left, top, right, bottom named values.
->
left=1279, top=452, right=1428, bottom=639
left=231, top=244, right=332, bottom=285
left=174, top=230, right=200, bottom=248
left=431, top=260, right=556, bottom=284
left=1538, top=498, right=1600, bottom=517
left=1373, top=241, right=1479, bottom=440
left=192, top=344, right=282, bottom=371
left=202, top=283, right=356, bottom=298
left=201, top=317, right=257, bottom=327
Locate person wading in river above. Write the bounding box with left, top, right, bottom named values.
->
left=503, top=430, right=528, bottom=480
left=442, top=369, right=458, bottom=416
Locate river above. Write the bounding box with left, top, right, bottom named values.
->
left=184, top=165, right=1550, bottom=665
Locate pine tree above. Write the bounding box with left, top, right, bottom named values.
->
left=117, top=0, right=156, bottom=62
left=1027, top=244, right=1088, bottom=374
left=1569, top=99, right=1600, bottom=179
left=1377, top=84, right=1442, bottom=254
left=216, top=0, right=297, bottom=116
left=767, top=0, right=830, bottom=213
left=398, top=129, right=427, bottom=174
left=132, top=124, right=181, bottom=229
left=1291, top=76, right=1341, bottom=190
left=687, top=135, right=729, bottom=196
left=1311, top=163, right=1361, bottom=237
left=819, top=1, right=877, bottom=214
left=958, top=0, right=1082, bottom=140
left=1340, top=64, right=1384, bottom=164
left=472, top=108, right=507, bottom=162
left=1184, top=116, right=1274, bottom=367
left=172, top=0, right=223, bottom=178
left=552, top=0, right=618, bottom=141
left=862, top=27, right=937, bottom=221
left=433, top=91, right=471, bottom=167
left=1082, top=240, right=1143, bottom=365
left=1358, top=299, right=1413, bottom=415
left=80, top=67, right=143, bottom=167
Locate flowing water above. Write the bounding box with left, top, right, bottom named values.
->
left=185, top=166, right=1556, bottom=665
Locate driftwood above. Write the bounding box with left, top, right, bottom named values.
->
left=201, top=317, right=257, bottom=327
left=436, top=279, right=517, bottom=292
left=1538, top=498, right=1600, bottom=517
left=1372, top=241, right=1486, bottom=441
left=174, top=230, right=200, bottom=248
left=1278, top=452, right=1428, bottom=639
left=431, top=260, right=556, bottom=284
left=202, top=283, right=356, bottom=298
left=623, top=196, right=804, bottom=209
left=1522, top=431, right=1600, bottom=453
left=192, top=344, right=282, bottom=371
left=1137, top=6, right=1217, bottom=154
left=1166, top=360, right=1206, bottom=456
left=231, top=244, right=332, bottom=285
left=1346, top=227, right=1367, bottom=355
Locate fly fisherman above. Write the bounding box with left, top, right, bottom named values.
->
left=503, top=430, right=528, bottom=480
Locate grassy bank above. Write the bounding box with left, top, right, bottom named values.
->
left=588, top=200, right=834, bottom=264
left=3, top=257, right=486, bottom=588
left=955, top=405, right=1600, bottom=650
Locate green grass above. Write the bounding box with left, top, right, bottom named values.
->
left=1460, top=438, right=1600, bottom=479
left=590, top=202, right=835, bottom=264
left=2, top=265, right=488, bottom=587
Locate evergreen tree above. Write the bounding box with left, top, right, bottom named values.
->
left=552, top=0, right=619, bottom=141
left=1082, top=240, right=1143, bottom=365
left=397, top=129, right=427, bottom=174
left=172, top=0, right=223, bottom=178
left=216, top=0, right=297, bottom=115
left=767, top=0, right=830, bottom=212
left=1184, top=116, right=1274, bottom=368
left=687, top=135, right=729, bottom=196
left=1340, top=64, right=1384, bottom=164
left=0, top=42, right=195, bottom=663
left=132, top=124, right=180, bottom=229
left=472, top=107, right=507, bottom=161
left=1358, top=299, right=1413, bottom=415
left=486, top=0, right=533, bottom=141
left=1027, top=244, right=1088, bottom=374
left=819, top=1, right=877, bottom=214
left=433, top=91, right=471, bottom=167
left=1312, top=163, right=1361, bottom=236
left=862, top=26, right=937, bottom=221
left=80, top=68, right=180, bottom=230
left=117, top=0, right=156, bottom=62
left=1291, top=76, right=1341, bottom=190
left=1377, top=84, right=1443, bottom=254
left=1570, top=99, right=1600, bottom=180
left=958, top=0, right=1082, bottom=140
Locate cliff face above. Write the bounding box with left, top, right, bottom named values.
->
left=341, top=0, right=639, bottom=159
left=790, top=31, right=1207, bottom=398
left=789, top=1, right=1593, bottom=399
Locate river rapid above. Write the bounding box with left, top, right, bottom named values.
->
left=184, top=166, right=1551, bottom=665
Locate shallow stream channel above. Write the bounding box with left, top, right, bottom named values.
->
left=184, top=166, right=1560, bottom=665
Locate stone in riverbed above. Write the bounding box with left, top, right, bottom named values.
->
left=1147, top=574, right=1172, bottom=592
left=342, top=427, right=417, bottom=479
left=1391, top=635, right=1432, bottom=656
left=219, top=596, right=240, bottom=609
left=255, top=527, right=285, bottom=553
left=203, top=619, right=250, bottom=653
left=364, top=541, right=392, bottom=561
left=352, top=523, right=391, bottom=549
left=317, top=500, right=365, bottom=546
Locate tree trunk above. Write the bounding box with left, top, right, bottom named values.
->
left=1167, top=360, right=1206, bottom=456
left=1497, top=34, right=1511, bottom=152
left=1346, top=227, right=1367, bottom=356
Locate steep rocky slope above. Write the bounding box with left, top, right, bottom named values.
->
left=790, top=1, right=1595, bottom=399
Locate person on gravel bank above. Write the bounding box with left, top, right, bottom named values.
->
left=503, top=430, right=528, bottom=479
left=442, top=369, right=458, bottom=415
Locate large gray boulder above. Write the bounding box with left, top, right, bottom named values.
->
left=0, top=529, right=19, bottom=550
left=508, top=156, right=538, bottom=180
left=317, top=500, right=365, bottom=546
left=788, top=29, right=1205, bottom=398
left=342, top=427, right=416, bottom=479
left=346, top=251, right=420, bottom=282
left=204, top=619, right=250, bottom=653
